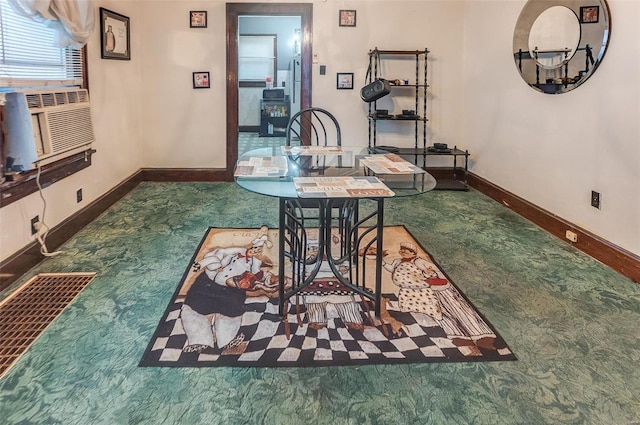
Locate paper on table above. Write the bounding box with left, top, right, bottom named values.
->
left=293, top=176, right=395, bottom=198
left=360, top=153, right=425, bottom=175
left=234, top=156, right=288, bottom=177
left=281, top=146, right=344, bottom=155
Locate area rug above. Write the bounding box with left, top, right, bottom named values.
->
left=140, top=226, right=515, bottom=367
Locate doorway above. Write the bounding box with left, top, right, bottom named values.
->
left=225, top=3, right=313, bottom=179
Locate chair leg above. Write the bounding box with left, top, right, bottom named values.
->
left=295, top=294, right=303, bottom=327
left=359, top=295, right=376, bottom=326
left=283, top=300, right=291, bottom=340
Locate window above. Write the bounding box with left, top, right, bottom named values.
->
left=0, top=0, right=85, bottom=87
left=239, top=35, right=276, bottom=83
left=0, top=0, right=91, bottom=206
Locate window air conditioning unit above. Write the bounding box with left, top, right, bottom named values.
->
left=2, top=87, right=95, bottom=172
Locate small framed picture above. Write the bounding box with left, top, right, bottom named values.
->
left=193, top=72, right=210, bottom=89
left=100, top=8, right=130, bottom=60
left=580, top=6, right=599, bottom=23
left=190, top=11, right=207, bottom=28
left=339, top=10, right=356, bottom=27
left=337, top=72, right=354, bottom=90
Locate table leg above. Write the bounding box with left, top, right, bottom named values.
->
left=278, top=197, right=385, bottom=319
left=374, top=198, right=384, bottom=317
left=278, top=198, right=286, bottom=316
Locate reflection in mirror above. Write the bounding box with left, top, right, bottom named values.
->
left=513, top=0, right=611, bottom=94
left=528, top=6, right=581, bottom=69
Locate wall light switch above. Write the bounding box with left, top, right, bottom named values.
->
left=313, top=53, right=319, bottom=64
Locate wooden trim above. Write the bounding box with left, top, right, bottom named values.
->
left=0, top=168, right=230, bottom=290
left=138, top=168, right=229, bottom=182
left=468, top=172, right=640, bottom=284
left=1, top=150, right=96, bottom=208
left=226, top=4, right=239, bottom=183
left=0, top=170, right=144, bottom=291
left=82, top=45, right=90, bottom=92
left=3, top=168, right=637, bottom=290
left=226, top=3, right=313, bottom=183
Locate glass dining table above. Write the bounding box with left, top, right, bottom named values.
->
left=234, top=146, right=437, bottom=319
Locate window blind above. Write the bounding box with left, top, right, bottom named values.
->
left=0, top=0, right=84, bottom=87
left=239, top=35, right=275, bottom=81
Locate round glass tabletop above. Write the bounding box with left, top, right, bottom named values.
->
left=234, top=146, right=437, bottom=199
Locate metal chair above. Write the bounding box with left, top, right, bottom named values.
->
left=281, top=108, right=374, bottom=327
left=285, top=107, right=342, bottom=147
left=285, top=107, right=343, bottom=173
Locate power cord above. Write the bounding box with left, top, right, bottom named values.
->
left=34, top=164, right=63, bottom=257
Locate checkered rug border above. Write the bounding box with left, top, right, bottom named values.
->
left=141, top=294, right=514, bottom=367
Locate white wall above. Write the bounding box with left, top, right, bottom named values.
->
left=135, top=0, right=467, bottom=168
left=308, top=0, right=467, bottom=151
left=2, top=0, right=639, bottom=264
left=462, top=0, right=640, bottom=255
left=137, top=1, right=228, bottom=168
left=0, top=0, right=143, bottom=261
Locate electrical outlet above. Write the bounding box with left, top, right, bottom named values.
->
left=565, top=230, right=578, bottom=242
left=31, top=216, right=40, bottom=235
left=77, top=188, right=83, bottom=203
left=591, top=191, right=600, bottom=209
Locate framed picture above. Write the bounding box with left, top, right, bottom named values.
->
left=339, top=10, right=356, bottom=27
left=193, top=72, right=210, bottom=89
left=337, top=73, right=354, bottom=90
left=100, top=8, right=130, bottom=60
left=190, top=11, right=207, bottom=28
left=580, top=6, right=599, bottom=23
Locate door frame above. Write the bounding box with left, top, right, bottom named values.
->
left=226, top=3, right=313, bottom=180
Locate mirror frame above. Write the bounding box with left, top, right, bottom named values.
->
left=513, top=0, right=611, bottom=94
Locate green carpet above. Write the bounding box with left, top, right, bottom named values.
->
left=0, top=182, right=638, bottom=424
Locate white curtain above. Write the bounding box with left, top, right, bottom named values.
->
left=8, top=0, right=95, bottom=48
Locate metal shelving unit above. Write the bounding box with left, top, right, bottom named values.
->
left=367, top=48, right=429, bottom=155
left=367, top=48, right=469, bottom=191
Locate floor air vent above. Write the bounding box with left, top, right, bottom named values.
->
left=0, top=273, right=96, bottom=379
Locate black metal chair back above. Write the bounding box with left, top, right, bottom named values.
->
left=285, top=107, right=342, bottom=147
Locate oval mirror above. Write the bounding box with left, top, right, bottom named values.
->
left=513, top=0, right=611, bottom=94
